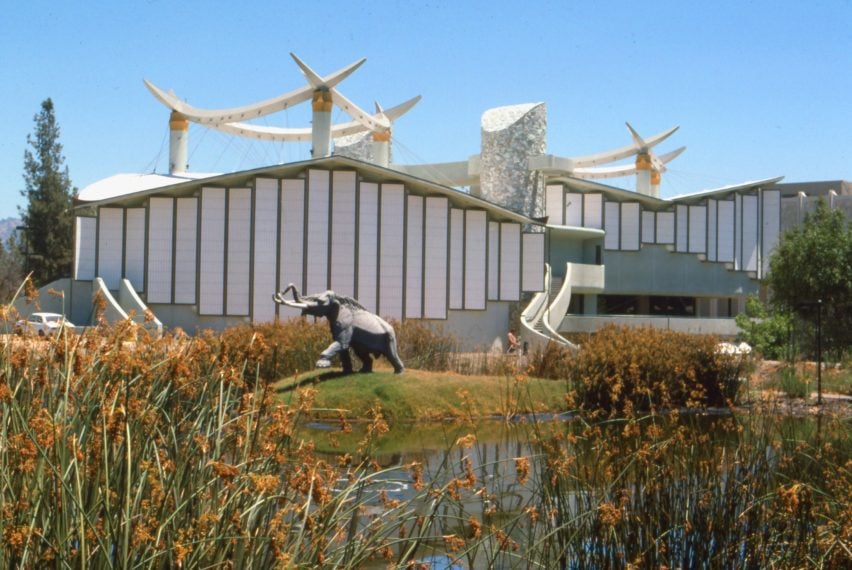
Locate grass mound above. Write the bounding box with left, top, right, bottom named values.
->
left=273, top=368, right=568, bottom=422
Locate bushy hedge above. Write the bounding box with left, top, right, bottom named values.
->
left=393, top=319, right=458, bottom=372
left=218, top=318, right=331, bottom=382
left=531, top=325, right=748, bottom=413
left=219, top=317, right=468, bottom=380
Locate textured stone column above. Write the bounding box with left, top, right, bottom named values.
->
left=333, top=131, right=375, bottom=163
left=479, top=103, right=546, bottom=218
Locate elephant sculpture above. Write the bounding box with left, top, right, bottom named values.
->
left=273, top=284, right=405, bottom=374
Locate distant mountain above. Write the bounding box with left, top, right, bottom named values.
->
left=0, top=218, right=22, bottom=245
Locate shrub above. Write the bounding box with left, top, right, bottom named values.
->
left=776, top=365, right=811, bottom=399
left=534, top=325, right=747, bottom=414
left=219, top=318, right=331, bottom=382
left=393, top=319, right=458, bottom=372
left=735, top=295, right=793, bottom=360
left=220, top=318, right=463, bottom=379
left=528, top=341, right=576, bottom=381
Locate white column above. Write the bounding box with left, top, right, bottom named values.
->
left=311, top=90, right=332, bottom=158
left=372, top=130, right=390, bottom=167
left=635, top=153, right=652, bottom=196
left=169, top=111, right=188, bottom=174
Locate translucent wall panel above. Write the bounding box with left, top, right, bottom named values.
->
left=174, top=198, right=197, bottom=304
left=98, top=208, right=124, bottom=290
left=279, top=179, right=305, bottom=318
left=604, top=202, right=620, bottom=250
left=356, top=182, right=379, bottom=313
left=545, top=184, right=564, bottom=225
left=330, top=170, right=356, bottom=296
left=499, top=223, right=521, bottom=301
left=488, top=221, right=500, bottom=301
left=584, top=194, right=603, bottom=229
left=656, top=212, right=675, bottom=244
left=124, top=208, right=146, bottom=292
left=707, top=200, right=717, bottom=262
left=464, top=210, right=487, bottom=310
left=676, top=205, right=688, bottom=252
left=734, top=195, right=743, bottom=269
left=761, top=190, right=780, bottom=278
left=641, top=211, right=655, bottom=244
left=423, top=197, right=448, bottom=319
left=620, top=203, right=640, bottom=250
left=226, top=188, right=251, bottom=316
left=252, top=179, right=279, bottom=323
left=199, top=188, right=226, bottom=315
left=688, top=205, right=707, bottom=253
left=522, top=233, right=545, bottom=292
left=405, top=195, right=424, bottom=318
left=742, top=195, right=758, bottom=272
left=306, top=170, right=330, bottom=293
left=449, top=209, right=464, bottom=310
left=565, top=193, right=583, bottom=227
left=74, top=217, right=96, bottom=280
left=379, top=183, right=404, bottom=319
left=147, top=198, right=173, bottom=302
left=717, top=200, right=735, bottom=263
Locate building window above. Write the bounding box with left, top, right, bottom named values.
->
left=598, top=295, right=640, bottom=315
left=717, top=297, right=736, bottom=318
left=567, top=294, right=584, bottom=315
left=649, top=296, right=696, bottom=317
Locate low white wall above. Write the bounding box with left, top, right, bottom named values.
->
left=561, top=315, right=741, bottom=336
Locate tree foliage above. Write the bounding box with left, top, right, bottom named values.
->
left=735, top=295, right=792, bottom=360
left=767, top=198, right=852, bottom=358
left=20, top=98, right=76, bottom=285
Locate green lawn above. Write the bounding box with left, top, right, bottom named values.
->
left=272, top=368, right=569, bottom=422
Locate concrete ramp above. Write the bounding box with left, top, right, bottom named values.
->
left=520, top=264, right=577, bottom=352
left=8, top=277, right=162, bottom=338
left=92, top=278, right=163, bottom=337
left=118, top=279, right=163, bottom=337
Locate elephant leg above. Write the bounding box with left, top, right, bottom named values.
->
left=385, top=335, right=405, bottom=374
left=339, top=350, right=353, bottom=374
left=353, top=346, right=373, bottom=373
left=318, top=341, right=353, bottom=374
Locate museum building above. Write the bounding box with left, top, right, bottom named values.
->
left=24, top=55, right=851, bottom=351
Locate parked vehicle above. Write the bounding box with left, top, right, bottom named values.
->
left=15, top=312, right=75, bottom=337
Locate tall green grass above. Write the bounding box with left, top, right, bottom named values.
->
left=0, top=317, right=848, bottom=568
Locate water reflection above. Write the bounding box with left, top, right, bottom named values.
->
left=299, top=411, right=849, bottom=569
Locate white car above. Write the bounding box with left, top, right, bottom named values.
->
left=15, top=312, right=76, bottom=337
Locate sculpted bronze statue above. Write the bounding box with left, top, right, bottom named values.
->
left=273, top=284, right=405, bottom=374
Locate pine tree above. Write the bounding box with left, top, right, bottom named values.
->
left=20, top=98, right=76, bottom=285
left=0, top=237, right=24, bottom=302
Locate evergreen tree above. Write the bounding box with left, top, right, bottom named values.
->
left=0, top=238, right=24, bottom=302
left=767, top=198, right=852, bottom=359
left=20, top=98, right=76, bottom=285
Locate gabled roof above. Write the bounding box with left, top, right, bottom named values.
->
left=77, top=171, right=220, bottom=202
left=668, top=176, right=784, bottom=203
left=547, top=176, right=668, bottom=207
left=548, top=175, right=784, bottom=208
left=76, top=155, right=542, bottom=225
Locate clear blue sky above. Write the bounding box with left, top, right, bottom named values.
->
left=2, top=1, right=850, bottom=220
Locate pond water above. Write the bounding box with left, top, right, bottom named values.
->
left=303, top=411, right=852, bottom=569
